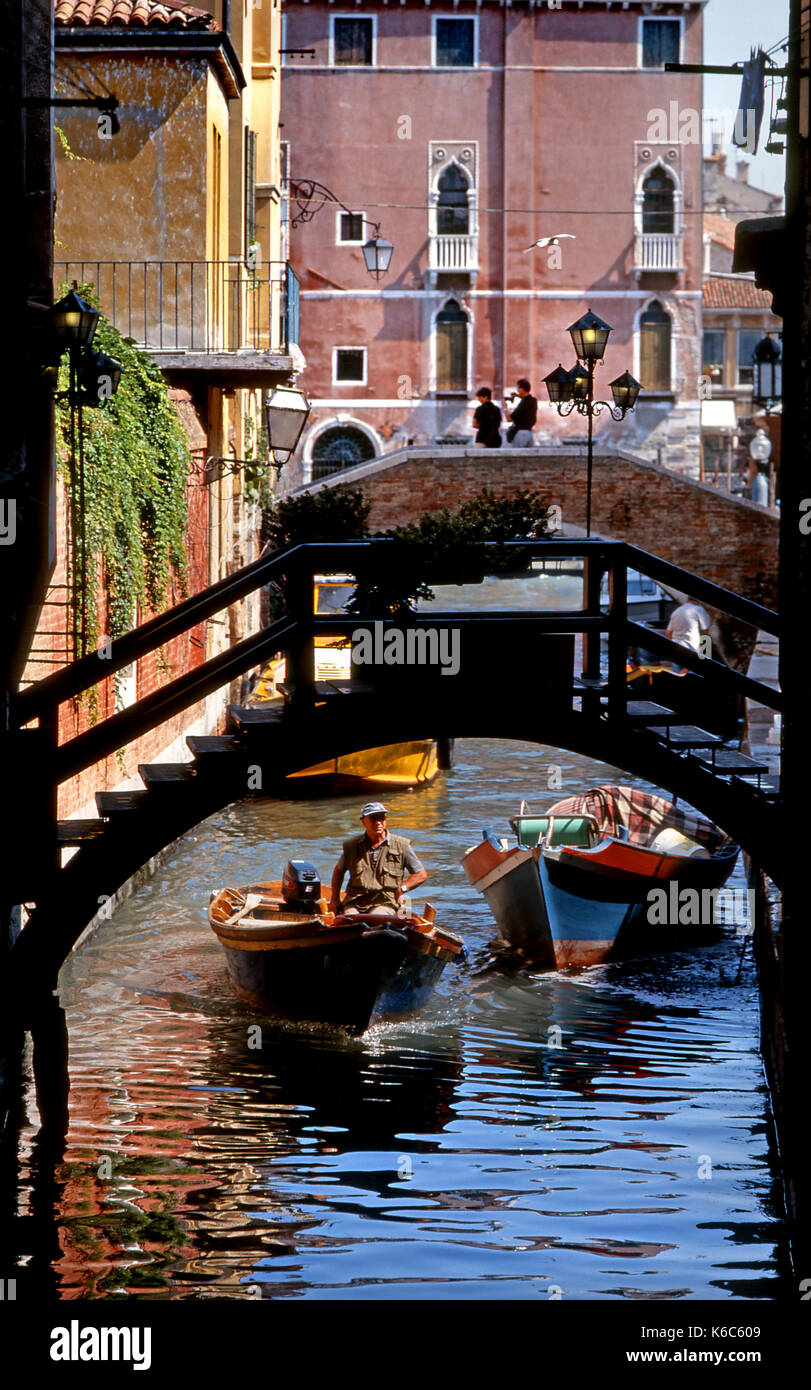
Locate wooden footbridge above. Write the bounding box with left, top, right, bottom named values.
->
left=7, top=539, right=782, bottom=999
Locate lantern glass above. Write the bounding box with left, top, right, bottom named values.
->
left=543, top=364, right=574, bottom=404
left=52, top=290, right=100, bottom=349
left=568, top=309, right=612, bottom=362
left=610, top=371, right=642, bottom=412
left=265, top=385, right=311, bottom=459
left=569, top=364, right=590, bottom=402
left=752, top=335, right=782, bottom=407
left=362, top=237, right=394, bottom=279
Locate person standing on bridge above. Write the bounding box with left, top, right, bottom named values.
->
left=472, top=387, right=503, bottom=447
left=330, top=803, right=428, bottom=916
left=506, top=379, right=537, bottom=446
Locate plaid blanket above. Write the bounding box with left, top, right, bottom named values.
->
left=546, top=785, right=730, bottom=852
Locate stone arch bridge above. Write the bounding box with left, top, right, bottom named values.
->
left=298, top=445, right=779, bottom=617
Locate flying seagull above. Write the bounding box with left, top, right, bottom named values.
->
left=523, top=234, right=576, bottom=252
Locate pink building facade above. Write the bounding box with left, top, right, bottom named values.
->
left=281, top=0, right=706, bottom=486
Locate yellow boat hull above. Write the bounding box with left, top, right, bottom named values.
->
left=287, top=739, right=439, bottom=791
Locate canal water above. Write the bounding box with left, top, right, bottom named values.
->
left=10, top=575, right=787, bottom=1300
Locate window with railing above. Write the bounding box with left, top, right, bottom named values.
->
left=642, top=168, right=675, bottom=234
left=437, top=164, right=470, bottom=235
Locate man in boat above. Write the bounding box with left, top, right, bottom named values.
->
left=330, top=802, right=428, bottom=916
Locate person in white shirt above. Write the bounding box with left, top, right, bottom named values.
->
left=666, top=602, right=711, bottom=671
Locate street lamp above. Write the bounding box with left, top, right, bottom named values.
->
left=362, top=235, right=394, bottom=280
left=568, top=309, right=612, bottom=362
left=543, top=310, right=642, bottom=536
left=749, top=426, right=774, bottom=507
left=265, top=383, right=311, bottom=466
left=288, top=178, right=395, bottom=280
left=51, top=288, right=100, bottom=350
left=752, top=333, right=782, bottom=410
left=77, top=349, right=123, bottom=406
left=50, top=286, right=122, bottom=655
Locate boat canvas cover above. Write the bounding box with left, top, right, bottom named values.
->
left=546, top=786, right=730, bottom=853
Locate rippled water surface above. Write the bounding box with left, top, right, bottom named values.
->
left=10, top=576, right=786, bottom=1300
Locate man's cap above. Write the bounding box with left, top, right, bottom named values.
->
left=360, top=801, right=388, bottom=819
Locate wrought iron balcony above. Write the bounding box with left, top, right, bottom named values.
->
left=633, top=232, right=684, bottom=273
left=428, top=233, right=479, bottom=274
left=54, top=260, right=301, bottom=358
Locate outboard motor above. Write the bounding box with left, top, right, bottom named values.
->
left=281, top=860, right=322, bottom=913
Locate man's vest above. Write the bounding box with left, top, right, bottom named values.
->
left=341, top=832, right=411, bottom=912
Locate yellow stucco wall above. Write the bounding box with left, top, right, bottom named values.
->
left=55, top=54, right=224, bottom=262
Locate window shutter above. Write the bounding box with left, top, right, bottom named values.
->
left=435, top=302, right=468, bottom=392
left=640, top=303, right=672, bottom=390
left=244, top=129, right=257, bottom=261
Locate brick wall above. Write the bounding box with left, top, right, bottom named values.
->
left=20, top=390, right=232, bottom=822
left=323, top=446, right=779, bottom=610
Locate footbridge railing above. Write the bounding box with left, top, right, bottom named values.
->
left=10, top=538, right=782, bottom=913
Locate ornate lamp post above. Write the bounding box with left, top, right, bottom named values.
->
left=543, top=310, right=642, bottom=537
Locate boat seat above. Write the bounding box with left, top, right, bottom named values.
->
left=510, top=814, right=600, bottom=849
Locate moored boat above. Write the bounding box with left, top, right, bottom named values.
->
left=461, top=785, right=739, bottom=969
left=249, top=574, right=440, bottom=791
left=209, top=859, right=465, bottom=1034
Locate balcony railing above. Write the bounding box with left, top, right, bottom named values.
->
left=634, top=232, right=684, bottom=273
left=54, top=261, right=300, bottom=355
left=428, top=233, right=479, bottom=273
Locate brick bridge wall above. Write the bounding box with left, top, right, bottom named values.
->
left=302, top=446, right=779, bottom=613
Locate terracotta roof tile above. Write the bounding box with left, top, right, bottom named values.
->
left=703, top=214, right=737, bottom=252
left=54, top=0, right=217, bottom=29
left=703, top=276, right=774, bottom=310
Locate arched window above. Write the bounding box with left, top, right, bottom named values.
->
left=639, top=301, right=672, bottom=391
left=642, top=167, right=675, bottom=234
left=434, top=299, right=468, bottom=392
left=310, top=425, right=376, bottom=479
left=437, top=164, right=470, bottom=235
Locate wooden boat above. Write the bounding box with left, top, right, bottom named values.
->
left=249, top=575, right=439, bottom=791
left=209, top=860, right=465, bottom=1035
left=462, top=785, right=739, bottom=969
left=284, top=740, right=439, bottom=792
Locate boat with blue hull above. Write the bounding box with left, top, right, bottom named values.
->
left=209, top=861, right=465, bottom=1035
left=462, top=786, right=739, bottom=969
